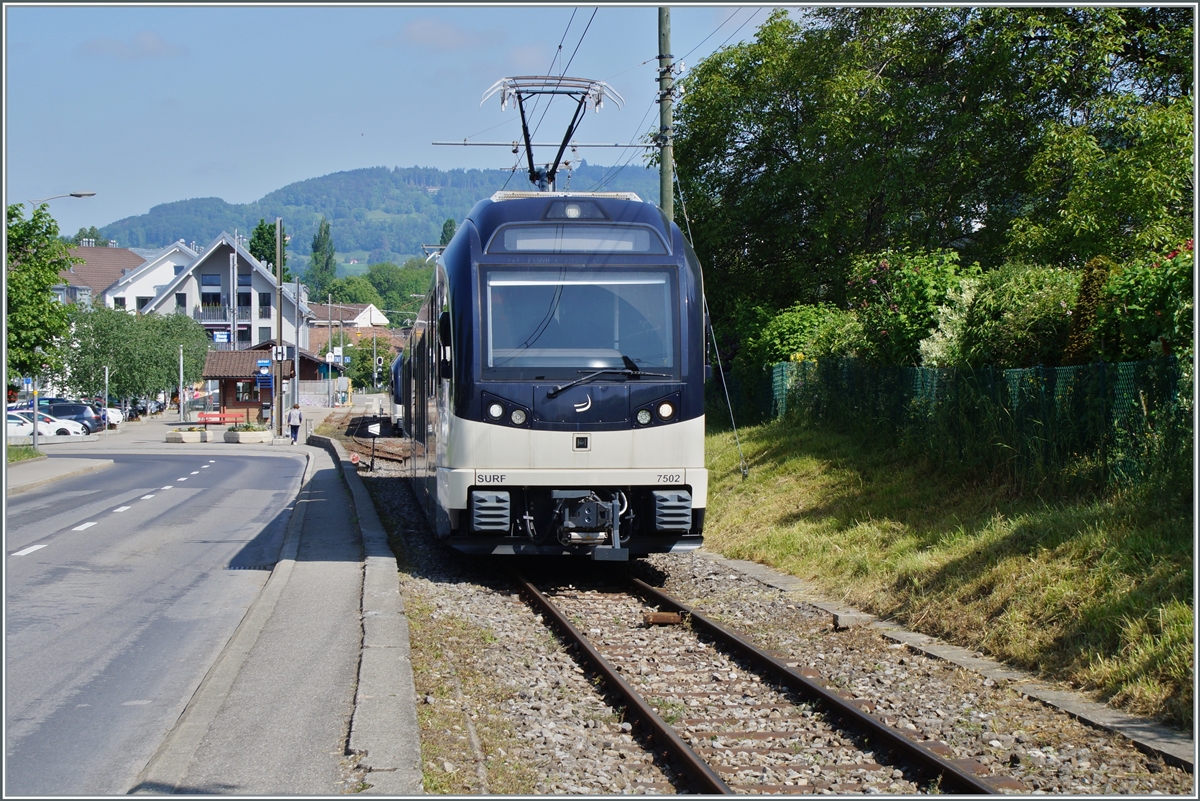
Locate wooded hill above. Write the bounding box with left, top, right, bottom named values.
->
left=99, top=162, right=661, bottom=271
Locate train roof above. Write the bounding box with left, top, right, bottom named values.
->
left=465, top=190, right=671, bottom=248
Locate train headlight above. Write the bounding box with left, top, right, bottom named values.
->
left=636, top=409, right=652, bottom=425
left=564, top=203, right=582, bottom=219
left=510, top=409, right=527, bottom=425
left=656, top=401, right=675, bottom=420
left=487, top=402, right=505, bottom=420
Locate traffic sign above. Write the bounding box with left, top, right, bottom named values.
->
left=23, top=377, right=32, bottom=388
left=367, top=423, right=380, bottom=436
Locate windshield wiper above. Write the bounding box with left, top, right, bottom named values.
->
left=546, top=366, right=673, bottom=399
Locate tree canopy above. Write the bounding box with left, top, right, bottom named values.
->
left=7, top=203, right=78, bottom=380
left=307, top=217, right=337, bottom=301
left=51, top=306, right=210, bottom=401
left=249, top=218, right=292, bottom=282
left=674, top=7, right=1193, bottom=325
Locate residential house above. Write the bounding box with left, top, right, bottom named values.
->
left=101, top=241, right=197, bottom=311
left=54, top=245, right=148, bottom=307
left=143, top=232, right=313, bottom=351
left=306, top=302, right=402, bottom=370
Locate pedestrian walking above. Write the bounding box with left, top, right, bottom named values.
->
left=286, top=403, right=303, bottom=444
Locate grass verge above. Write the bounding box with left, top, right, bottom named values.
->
left=400, top=588, right=542, bottom=794
left=704, top=417, right=1193, bottom=729
left=7, top=446, right=41, bottom=464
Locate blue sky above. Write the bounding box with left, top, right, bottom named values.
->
left=5, top=4, right=781, bottom=237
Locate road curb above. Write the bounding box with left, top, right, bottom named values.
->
left=130, top=449, right=315, bottom=793
left=691, top=551, right=1195, bottom=772
left=6, top=458, right=114, bottom=496
left=311, top=433, right=424, bottom=795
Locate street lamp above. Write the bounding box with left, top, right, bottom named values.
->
left=28, top=192, right=96, bottom=205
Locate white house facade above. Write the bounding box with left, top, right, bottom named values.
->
left=103, top=241, right=197, bottom=312
left=143, top=232, right=313, bottom=351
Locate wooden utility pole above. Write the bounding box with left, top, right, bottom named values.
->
left=658, top=7, right=674, bottom=221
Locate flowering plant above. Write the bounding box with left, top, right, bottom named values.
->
left=1094, top=241, right=1194, bottom=361
left=845, top=249, right=973, bottom=365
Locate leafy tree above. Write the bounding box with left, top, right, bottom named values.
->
left=306, top=217, right=337, bottom=300
left=329, top=275, right=384, bottom=307
left=440, top=218, right=457, bottom=246
left=65, top=226, right=109, bottom=247
left=249, top=218, right=292, bottom=282
left=1007, top=97, right=1194, bottom=265
left=7, top=203, right=78, bottom=379
left=55, top=307, right=210, bottom=402
left=674, top=6, right=1193, bottom=332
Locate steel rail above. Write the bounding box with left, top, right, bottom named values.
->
left=510, top=570, right=734, bottom=794
left=628, top=576, right=999, bottom=795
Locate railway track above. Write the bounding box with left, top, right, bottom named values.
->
left=512, top=569, right=1022, bottom=795
left=326, top=411, right=417, bottom=466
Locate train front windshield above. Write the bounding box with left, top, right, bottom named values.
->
left=482, top=268, right=678, bottom=380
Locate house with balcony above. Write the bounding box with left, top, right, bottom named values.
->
left=142, top=232, right=313, bottom=351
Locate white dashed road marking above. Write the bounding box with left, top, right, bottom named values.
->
left=161, top=486, right=173, bottom=490
left=13, top=544, right=49, bottom=556
left=201, top=465, right=210, bottom=468
left=72, top=522, right=97, bottom=531
left=190, top=471, right=199, bottom=475
left=113, top=506, right=131, bottom=513
left=141, top=495, right=155, bottom=500
left=177, top=478, right=188, bottom=482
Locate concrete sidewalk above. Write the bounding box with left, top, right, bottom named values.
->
left=13, top=394, right=422, bottom=795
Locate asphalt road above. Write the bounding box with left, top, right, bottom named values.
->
left=5, top=451, right=306, bottom=795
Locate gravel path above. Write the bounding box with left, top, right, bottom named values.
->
left=357, top=455, right=1193, bottom=795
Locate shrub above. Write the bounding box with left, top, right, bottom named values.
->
left=918, top=278, right=979, bottom=367
left=845, top=249, right=973, bottom=365
left=959, top=264, right=1080, bottom=368
left=1094, top=241, right=1194, bottom=362
left=739, top=302, right=858, bottom=368
left=1061, top=257, right=1115, bottom=365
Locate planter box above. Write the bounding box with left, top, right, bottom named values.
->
left=223, top=430, right=273, bottom=443
left=166, top=431, right=210, bottom=443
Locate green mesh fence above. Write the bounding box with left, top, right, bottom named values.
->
left=714, top=357, right=1191, bottom=489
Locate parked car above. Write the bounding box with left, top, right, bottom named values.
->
left=46, top=403, right=105, bottom=433
left=7, top=412, right=52, bottom=438
left=10, top=410, right=87, bottom=436
left=102, top=406, right=124, bottom=425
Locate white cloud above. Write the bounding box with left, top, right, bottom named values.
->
left=375, top=18, right=495, bottom=51
left=76, top=31, right=188, bottom=61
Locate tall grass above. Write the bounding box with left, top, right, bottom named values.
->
left=703, top=418, right=1194, bottom=728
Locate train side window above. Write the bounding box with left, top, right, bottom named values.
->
left=438, top=310, right=452, bottom=380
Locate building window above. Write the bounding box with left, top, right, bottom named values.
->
left=237, top=327, right=251, bottom=343
left=258, top=292, right=271, bottom=318
left=175, top=293, right=187, bottom=309
left=259, top=326, right=272, bottom=343
left=237, top=272, right=252, bottom=287
left=136, top=297, right=153, bottom=311
left=234, top=381, right=260, bottom=402
left=174, top=264, right=185, bottom=275
left=200, top=274, right=221, bottom=287
left=113, top=297, right=126, bottom=309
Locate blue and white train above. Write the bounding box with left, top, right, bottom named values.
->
left=391, top=190, right=707, bottom=560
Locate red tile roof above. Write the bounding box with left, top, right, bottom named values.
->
left=307, top=303, right=371, bottom=323
left=59, top=246, right=147, bottom=294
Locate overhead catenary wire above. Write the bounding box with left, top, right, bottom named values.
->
left=590, top=8, right=765, bottom=194
left=672, top=155, right=749, bottom=480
